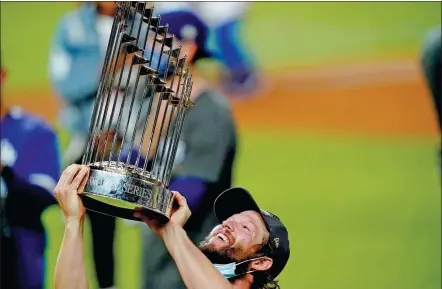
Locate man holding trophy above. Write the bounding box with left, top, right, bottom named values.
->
left=54, top=165, right=290, bottom=289
left=53, top=3, right=290, bottom=289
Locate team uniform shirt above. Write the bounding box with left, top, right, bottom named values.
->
left=171, top=89, right=237, bottom=227
left=1, top=107, right=60, bottom=214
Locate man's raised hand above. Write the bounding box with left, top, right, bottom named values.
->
left=134, top=191, right=191, bottom=237
left=54, top=164, right=90, bottom=223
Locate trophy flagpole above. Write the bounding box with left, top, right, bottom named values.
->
left=101, top=1, right=148, bottom=166
left=89, top=3, right=138, bottom=165
left=82, top=3, right=131, bottom=165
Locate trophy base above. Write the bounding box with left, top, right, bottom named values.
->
left=81, top=163, right=173, bottom=223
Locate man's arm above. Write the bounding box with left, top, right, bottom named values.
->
left=162, top=224, right=234, bottom=289
left=55, top=219, right=88, bottom=289
left=53, top=164, right=90, bottom=289
left=136, top=193, right=233, bottom=289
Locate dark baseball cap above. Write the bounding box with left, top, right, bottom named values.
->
left=213, top=187, right=290, bottom=280
left=160, top=10, right=212, bottom=61
left=143, top=10, right=211, bottom=78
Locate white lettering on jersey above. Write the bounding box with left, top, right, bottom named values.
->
left=29, top=174, right=57, bottom=195
left=1, top=139, right=17, bottom=167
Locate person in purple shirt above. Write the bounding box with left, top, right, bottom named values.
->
left=1, top=53, right=61, bottom=289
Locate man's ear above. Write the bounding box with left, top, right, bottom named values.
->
left=249, top=257, right=273, bottom=272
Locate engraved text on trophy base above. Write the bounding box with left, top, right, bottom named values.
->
left=88, top=176, right=105, bottom=187
left=83, top=168, right=173, bottom=217
left=122, top=182, right=152, bottom=199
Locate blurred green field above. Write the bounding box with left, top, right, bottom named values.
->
left=42, top=130, right=441, bottom=289
left=1, top=2, right=441, bottom=289
left=1, top=2, right=441, bottom=90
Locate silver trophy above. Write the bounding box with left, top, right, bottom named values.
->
left=80, top=2, right=193, bottom=222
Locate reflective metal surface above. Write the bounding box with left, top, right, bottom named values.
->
left=80, top=2, right=194, bottom=221
left=82, top=166, right=173, bottom=221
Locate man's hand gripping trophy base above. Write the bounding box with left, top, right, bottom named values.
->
left=54, top=164, right=192, bottom=236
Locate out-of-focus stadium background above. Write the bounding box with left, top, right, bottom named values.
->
left=1, top=2, right=441, bottom=289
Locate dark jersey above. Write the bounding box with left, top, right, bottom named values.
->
left=169, top=88, right=237, bottom=229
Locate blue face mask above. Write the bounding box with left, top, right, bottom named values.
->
left=213, top=257, right=265, bottom=279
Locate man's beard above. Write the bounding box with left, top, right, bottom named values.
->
left=198, top=236, right=249, bottom=265
left=199, top=244, right=236, bottom=264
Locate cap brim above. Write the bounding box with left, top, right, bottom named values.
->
left=213, top=187, right=269, bottom=231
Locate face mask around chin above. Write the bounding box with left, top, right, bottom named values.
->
left=213, top=257, right=265, bottom=279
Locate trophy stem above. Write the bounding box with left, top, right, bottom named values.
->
left=83, top=4, right=131, bottom=165
left=106, top=7, right=147, bottom=166
left=125, top=89, right=146, bottom=166
left=89, top=6, right=138, bottom=165
left=151, top=95, right=172, bottom=174
left=146, top=16, right=162, bottom=64
left=165, top=108, right=187, bottom=184
left=105, top=7, right=149, bottom=166
left=120, top=21, right=172, bottom=167
left=115, top=72, right=140, bottom=163
left=164, top=68, right=193, bottom=183
left=132, top=16, right=162, bottom=168
left=158, top=107, right=179, bottom=183
left=122, top=7, right=156, bottom=167
left=149, top=42, right=177, bottom=175
left=142, top=28, right=170, bottom=174
left=134, top=84, right=156, bottom=168
left=142, top=91, right=165, bottom=174
left=157, top=58, right=186, bottom=183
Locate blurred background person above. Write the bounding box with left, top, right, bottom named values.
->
left=153, top=1, right=259, bottom=97
left=1, top=51, right=19, bottom=289
left=1, top=52, right=61, bottom=289
left=139, top=10, right=238, bottom=289
left=48, top=1, right=116, bottom=167
left=420, top=25, right=441, bottom=169
left=48, top=3, right=119, bottom=289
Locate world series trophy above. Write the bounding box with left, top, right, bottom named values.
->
left=79, top=2, right=193, bottom=223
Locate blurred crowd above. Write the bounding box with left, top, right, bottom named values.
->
left=1, top=2, right=440, bottom=289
